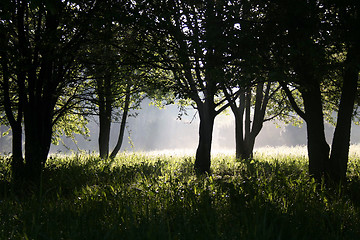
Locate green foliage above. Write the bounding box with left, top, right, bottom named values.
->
left=1, top=153, right=360, bottom=239
left=52, top=114, right=90, bottom=146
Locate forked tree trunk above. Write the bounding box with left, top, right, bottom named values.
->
left=328, top=50, right=359, bottom=183
left=235, top=122, right=252, bottom=160
left=1, top=57, right=25, bottom=183
left=233, top=83, right=271, bottom=160
left=194, top=102, right=216, bottom=174
left=234, top=91, right=255, bottom=160
left=301, top=84, right=330, bottom=181
left=236, top=136, right=255, bottom=160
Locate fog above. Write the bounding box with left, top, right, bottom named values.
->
left=45, top=100, right=360, bottom=155
left=1, top=100, right=359, bottom=155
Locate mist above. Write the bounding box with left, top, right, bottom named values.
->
left=1, top=101, right=360, bottom=155
left=44, top=100, right=360, bottom=155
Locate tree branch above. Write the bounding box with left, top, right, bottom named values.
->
left=279, top=81, right=307, bottom=121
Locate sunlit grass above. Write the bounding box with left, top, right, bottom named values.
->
left=0, top=149, right=360, bottom=239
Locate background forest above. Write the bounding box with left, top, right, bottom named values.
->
left=1, top=0, right=359, bottom=184
left=1, top=0, right=360, bottom=239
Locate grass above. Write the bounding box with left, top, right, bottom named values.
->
left=0, top=150, right=360, bottom=239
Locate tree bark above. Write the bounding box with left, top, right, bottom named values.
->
left=235, top=91, right=255, bottom=160
left=110, top=88, right=131, bottom=159
left=233, top=83, right=271, bottom=160
left=301, top=84, right=330, bottom=181
left=98, top=113, right=111, bottom=159
left=234, top=92, right=246, bottom=159
left=328, top=49, right=359, bottom=183
left=194, top=101, right=216, bottom=174
left=23, top=102, right=53, bottom=185
left=11, top=125, right=24, bottom=184
left=0, top=50, right=25, bottom=183
left=97, top=76, right=113, bottom=159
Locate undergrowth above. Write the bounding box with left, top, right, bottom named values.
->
left=0, top=153, right=360, bottom=239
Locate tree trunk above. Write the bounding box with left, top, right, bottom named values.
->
left=234, top=91, right=255, bottom=160
left=98, top=113, right=111, bottom=159
left=11, top=124, right=25, bottom=185
left=23, top=103, right=53, bottom=185
left=235, top=118, right=251, bottom=160
left=328, top=50, right=359, bottom=183
left=236, top=134, right=255, bottom=160
left=110, top=89, right=131, bottom=159
left=97, top=77, right=112, bottom=159
left=194, top=102, right=216, bottom=174
left=1, top=56, right=25, bottom=184
left=234, top=83, right=270, bottom=160
left=301, top=85, right=330, bottom=181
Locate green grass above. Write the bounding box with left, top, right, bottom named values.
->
left=1, top=152, right=360, bottom=239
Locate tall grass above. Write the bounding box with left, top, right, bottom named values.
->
left=0, top=151, right=360, bottom=239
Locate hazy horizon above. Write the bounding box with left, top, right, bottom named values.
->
left=1, top=101, right=360, bottom=155
left=50, top=101, right=360, bottom=155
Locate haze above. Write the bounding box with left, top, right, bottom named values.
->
left=1, top=101, right=359, bottom=156
left=39, top=101, right=360, bottom=155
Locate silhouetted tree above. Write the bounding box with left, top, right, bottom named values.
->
left=268, top=0, right=360, bottom=183
left=0, top=0, right=110, bottom=187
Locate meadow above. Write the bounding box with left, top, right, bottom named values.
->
left=1, top=146, right=360, bottom=239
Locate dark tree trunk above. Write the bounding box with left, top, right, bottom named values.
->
left=235, top=119, right=252, bottom=160
left=97, top=77, right=112, bottom=159
left=1, top=55, right=25, bottom=183
left=234, top=91, right=255, bottom=160
left=98, top=114, right=111, bottom=159
left=11, top=124, right=25, bottom=185
left=194, top=101, right=216, bottom=174
left=328, top=50, right=359, bottom=183
left=23, top=103, right=53, bottom=185
left=301, top=85, right=330, bottom=181
left=233, top=83, right=270, bottom=160
left=234, top=92, right=246, bottom=159
left=236, top=135, right=255, bottom=160
left=110, top=88, right=131, bottom=159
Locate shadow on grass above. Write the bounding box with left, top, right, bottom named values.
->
left=0, top=154, right=360, bottom=239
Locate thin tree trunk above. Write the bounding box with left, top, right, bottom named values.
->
left=329, top=49, right=359, bottom=183
left=110, top=88, right=131, bottom=159
left=1, top=56, right=25, bottom=183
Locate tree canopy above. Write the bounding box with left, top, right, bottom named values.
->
left=0, top=0, right=359, bottom=186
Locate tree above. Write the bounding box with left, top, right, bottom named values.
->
left=81, top=25, right=159, bottom=159
left=130, top=0, right=251, bottom=173
left=224, top=81, right=290, bottom=159
left=82, top=44, right=132, bottom=159
left=0, top=0, right=108, bottom=186
left=218, top=0, right=293, bottom=160
left=268, top=0, right=360, bottom=183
